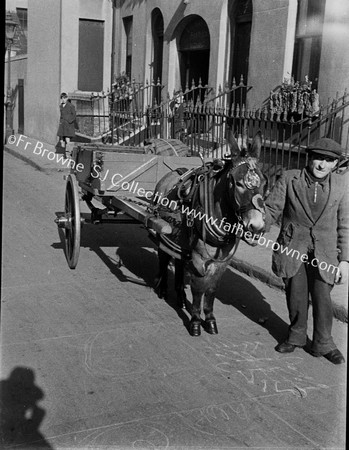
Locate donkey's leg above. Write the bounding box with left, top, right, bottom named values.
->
left=189, top=280, right=204, bottom=336
left=203, top=287, right=218, bottom=334
left=155, top=248, right=171, bottom=299
left=174, top=259, right=187, bottom=309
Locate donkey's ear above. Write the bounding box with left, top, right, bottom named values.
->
left=248, top=131, right=262, bottom=159
left=227, top=129, right=241, bottom=160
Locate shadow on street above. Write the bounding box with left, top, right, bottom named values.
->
left=52, top=218, right=288, bottom=342
left=0, top=366, right=52, bottom=449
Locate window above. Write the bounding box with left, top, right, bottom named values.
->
left=152, top=9, right=164, bottom=84
left=230, top=0, right=252, bottom=106
left=123, top=17, right=133, bottom=78
left=151, top=9, right=164, bottom=104
left=16, top=8, right=27, bottom=37
left=232, top=0, right=252, bottom=85
left=78, top=19, right=104, bottom=92
left=292, top=0, right=326, bottom=89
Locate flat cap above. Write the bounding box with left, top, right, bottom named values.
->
left=307, top=137, right=344, bottom=159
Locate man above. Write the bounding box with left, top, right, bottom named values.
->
left=265, top=138, right=348, bottom=364
left=57, top=92, right=76, bottom=156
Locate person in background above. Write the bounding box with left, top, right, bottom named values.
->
left=265, top=138, right=348, bottom=364
left=57, top=92, right=76, bottom=155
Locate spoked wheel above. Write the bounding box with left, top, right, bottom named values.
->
left=63, top=174, right=81, bottom=269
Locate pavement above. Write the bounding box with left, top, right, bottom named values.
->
left=4, top=133, right=348, bottom=323
left=2, top=152, right=347, bottom=449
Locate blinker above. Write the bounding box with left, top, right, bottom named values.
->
left=244, top=169, right=261, bottom=189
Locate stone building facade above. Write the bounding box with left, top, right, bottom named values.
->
left=112, top=0, right=348, bottom=108
left=4, top=0, right=349, bottom=145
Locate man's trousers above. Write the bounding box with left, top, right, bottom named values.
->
left=284, top=258, right=336, bottom=354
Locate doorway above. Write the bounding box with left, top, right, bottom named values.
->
left=179, top=49, right=210, bottom=91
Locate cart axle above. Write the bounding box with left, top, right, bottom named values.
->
left=55, top=215, right=69, bottom=229
left=54, top=214, right=85, bottom=229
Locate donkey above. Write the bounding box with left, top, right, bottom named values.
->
left=151, top=132, right=268, bottom=336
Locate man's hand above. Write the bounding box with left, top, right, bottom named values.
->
left=335, top=261, right=349, bottom=284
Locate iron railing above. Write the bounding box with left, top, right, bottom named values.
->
left=73, top=80, right=349, bottom=186
left=108, top=79, right=163, bottom=145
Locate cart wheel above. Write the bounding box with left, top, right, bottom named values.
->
left=64, top=174, right=81, bottom=269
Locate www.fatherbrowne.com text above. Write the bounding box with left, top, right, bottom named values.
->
left=9, top=134, right=339, bottom=275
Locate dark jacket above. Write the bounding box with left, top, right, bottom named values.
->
left=265, top=168, right=349, bottom=284
left=57, top=101, right=76, bottom=138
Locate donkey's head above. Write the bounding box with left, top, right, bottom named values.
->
left=226, top=131, right=268, bottom=234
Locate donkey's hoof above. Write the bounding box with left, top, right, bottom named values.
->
left=205, top=319, right=218, bottom=335
left=189, top=321, right=201, bottom=336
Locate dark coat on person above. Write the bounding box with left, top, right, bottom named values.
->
left=57, top=101, right=76, bottom=138
left=265, top=168, right=349, bottom=284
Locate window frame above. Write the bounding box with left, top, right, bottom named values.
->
left=16, top=7, right=28, bottom=37
left=123, top=16, right=133, bottom=79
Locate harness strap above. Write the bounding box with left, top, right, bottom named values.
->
left=192, top=164, right=236, bottom=247
left=200, top=175, right=228, bottom=242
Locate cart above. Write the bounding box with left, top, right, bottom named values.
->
left=55, top=140, right=205, bottom=269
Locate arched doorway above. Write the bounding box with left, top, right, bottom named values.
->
left=151, top=9, right=164, bottom=104
left=178, top=16, right=210, bottom=94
